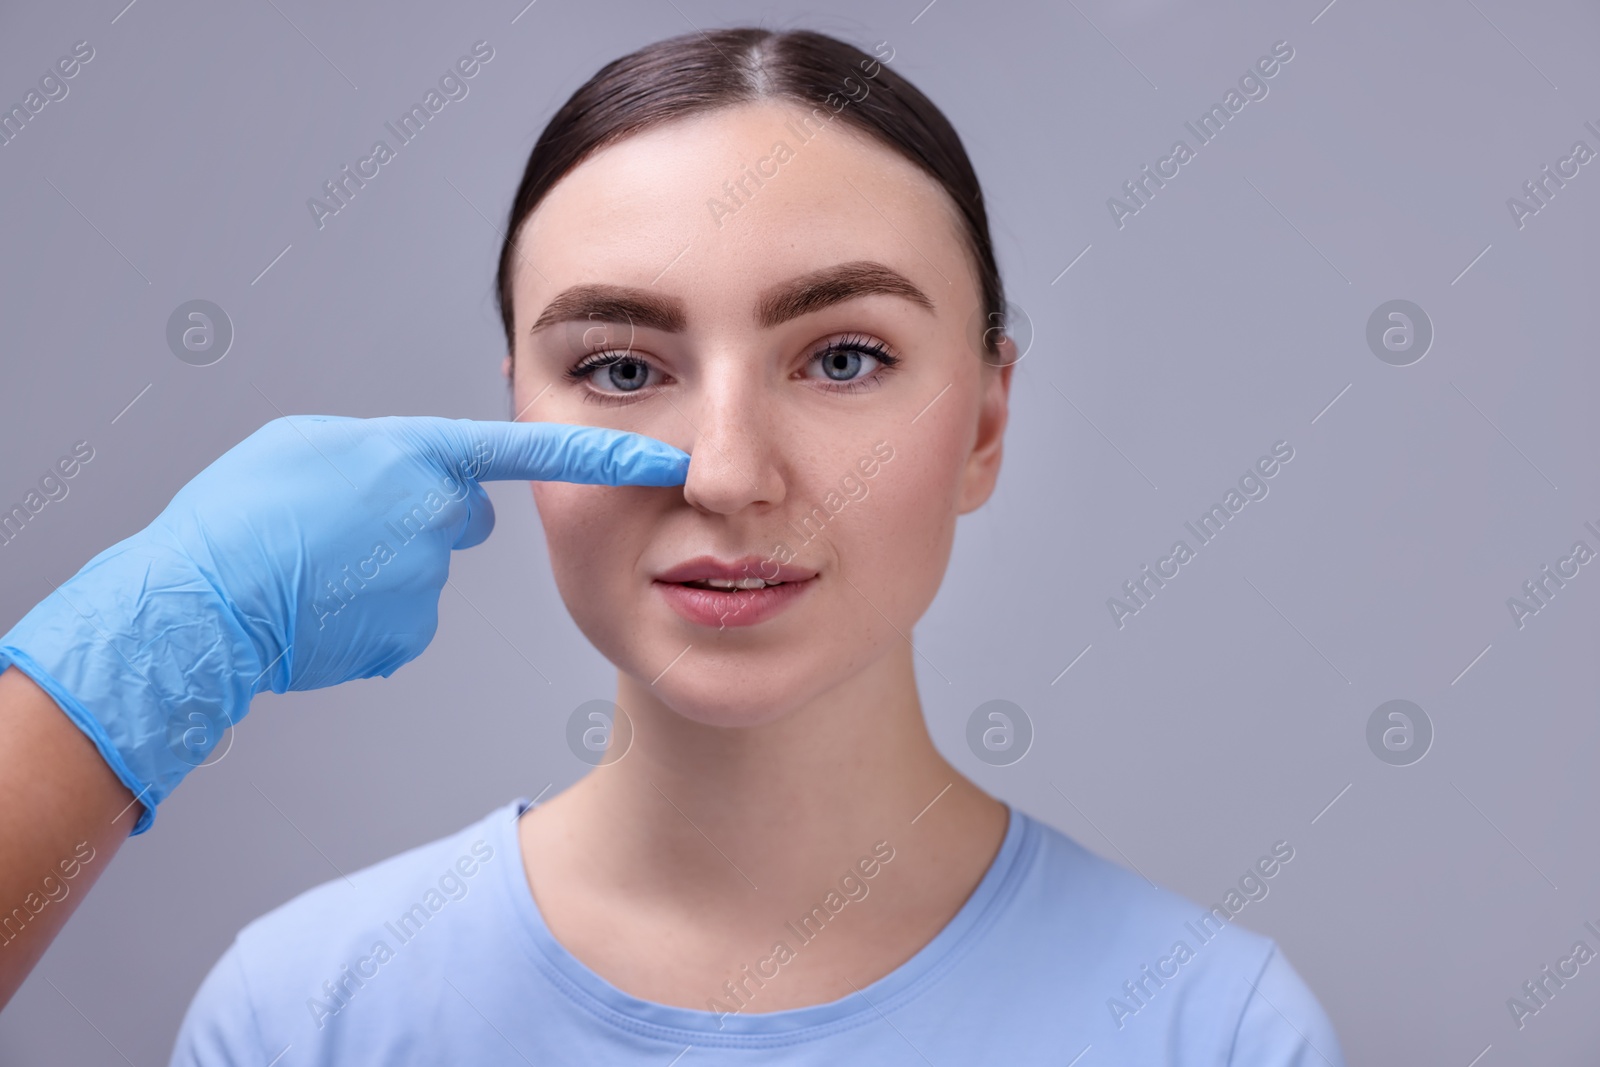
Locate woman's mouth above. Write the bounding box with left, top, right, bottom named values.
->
left=677, top=577, right=782, bottom=590
left=653, top=556, right=819, bottom=628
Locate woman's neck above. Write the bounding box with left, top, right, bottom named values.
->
left=517, top=644, right=1009, bottom=1011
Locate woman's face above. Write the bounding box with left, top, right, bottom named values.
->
left=505, top=101, right=1013, bottom=727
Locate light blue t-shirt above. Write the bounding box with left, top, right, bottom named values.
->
left=171, top=798, right=1344, bottom=1065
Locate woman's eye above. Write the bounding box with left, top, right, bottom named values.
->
left=818, top=348, right=872, bottom=381
left=804, top=339, right=897, bottom=387
left=573, top=355, right=656, bottom=394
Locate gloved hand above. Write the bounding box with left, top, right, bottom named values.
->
left=0, top=415, right=688, bottom=833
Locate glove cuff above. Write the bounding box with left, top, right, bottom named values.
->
left=0, top=537, right=266, bottom=833
left=0, top=646, right=158, bottom=834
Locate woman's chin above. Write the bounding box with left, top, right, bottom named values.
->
left=617, top=656, right=817, bottom=730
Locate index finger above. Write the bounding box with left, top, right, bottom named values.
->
left=416, top=418, right=690, bottom=486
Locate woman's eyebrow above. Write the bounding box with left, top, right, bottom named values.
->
left=755, top=260, right=935, bottom=327
left=528, top=287, right=685, bottom=334
left=527, top=260, right=934, bottom=336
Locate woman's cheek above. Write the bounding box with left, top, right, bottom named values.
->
left=866, top=475, right=952, bottom=622
left=860, top=412, right=966, bottom=616
left=529, top=481, right=631, bottom=605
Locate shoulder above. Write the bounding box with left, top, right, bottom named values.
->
left=233, top=802, right=511, bottom=985
left=1006, top=810, right=1271, bottom=959
left=170, top=799, right=523, bottom=1066
left=996, top=809, right=1345, bottom=1065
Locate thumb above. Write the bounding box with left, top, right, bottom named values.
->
left=453, top=480, right=497, bottom=549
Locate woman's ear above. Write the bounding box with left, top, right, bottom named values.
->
left=501, top=353, right=514, bottom=386
left=956, top=336, right=1016, bottom=514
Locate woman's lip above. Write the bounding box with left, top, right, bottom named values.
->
left=654, top=575, right=817, bottom=628
left=655, top=554, right=818, bottom=584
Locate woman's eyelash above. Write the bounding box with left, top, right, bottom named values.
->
left=818, top=335, right=900, bottom=369
left=564, top=350, right=641, bottom=382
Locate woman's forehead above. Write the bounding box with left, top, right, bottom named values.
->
left=512, top=102, right=969, bottom=307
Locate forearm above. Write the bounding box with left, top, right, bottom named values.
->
left=0, top=665, right=139, bottom=1009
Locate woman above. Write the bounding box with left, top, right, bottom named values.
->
left=0, top=27, right=1343, bottom=1065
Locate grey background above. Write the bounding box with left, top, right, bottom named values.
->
left=1, top=0, right=1596, bottom=1063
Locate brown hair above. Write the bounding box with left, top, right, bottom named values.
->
left=494, top=27, right=1005, bottom=354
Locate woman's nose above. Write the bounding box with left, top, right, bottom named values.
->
left=677, top=389, right=786, bottom=516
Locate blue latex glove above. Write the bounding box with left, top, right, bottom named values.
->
left=0, top=415, right=688, bottom=833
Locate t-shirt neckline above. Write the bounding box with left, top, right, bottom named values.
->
left=489, top=795, right=1035, bottom=1047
